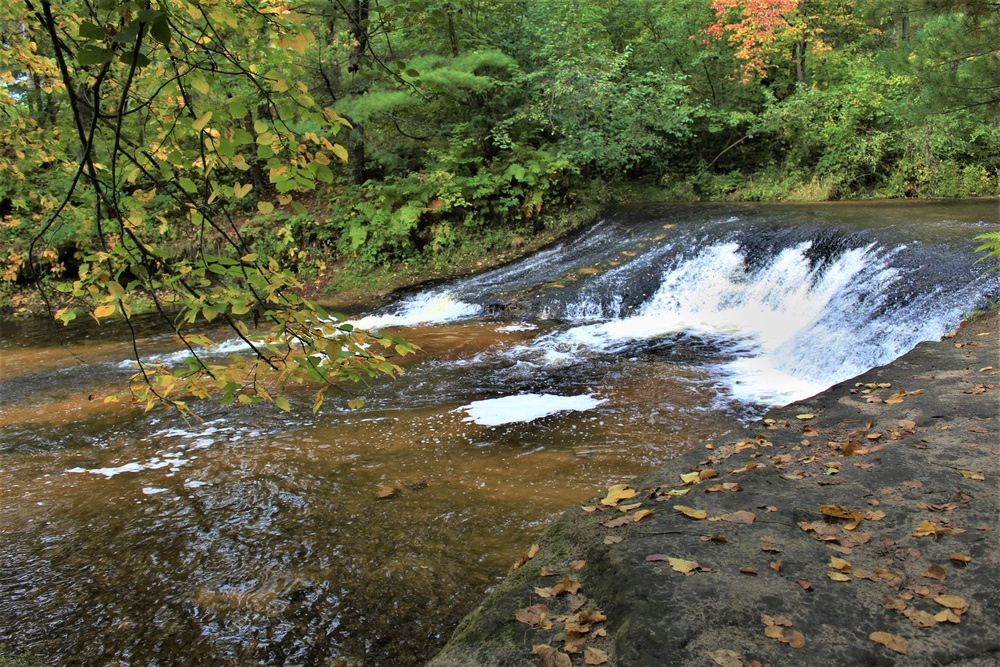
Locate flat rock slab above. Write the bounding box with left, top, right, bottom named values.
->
left=429, top=314, right=998, bottom=667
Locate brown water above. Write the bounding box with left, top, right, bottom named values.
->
left=0, top=320, right=732, bottom=666
left=2, top=200, right=997, bottom=666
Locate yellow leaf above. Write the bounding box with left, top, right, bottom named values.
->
left=949, top=553, right=971, bottom=564
left=680, top=471, right=701, bottom=485
left=232, top=181, right=252, bottom=198
left=257, top=201, right=274, bottom=214
left=674, top=505, right=707, bottom=520
left=332, top=143, right=348, bottom=162
left=796, top=413, right=816, bottom=420
left=313, top=151, right=330, bottom=165
left=959, top=470, right=985, bottom=480
left=93, top=304, right=115, bottom=318
left=192, top=111, right=212, bottom=132
left=632, top=509, right=653, bottom=522
left=828, top=571, right=852, bottom=582
left=618, top=502, right=642, bottom=512
left=601, top=484, right=637, bottom=506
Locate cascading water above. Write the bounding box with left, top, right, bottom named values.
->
left=1, top=201, right=996, bottom=667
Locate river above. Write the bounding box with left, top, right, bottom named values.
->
left=1, top=201, right=997, bottom=665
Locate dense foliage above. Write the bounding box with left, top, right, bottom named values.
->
left=1, top=0, right=998, bottom=407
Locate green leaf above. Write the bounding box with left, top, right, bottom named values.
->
left=229, top=100, right=248, bottom=119
left=79, top=22, right=106, bottom=40
left=150, top=16, right=171, bottom=46
left=178, top=177, right=198, bottom=194
left=111, top=22, right=142, bottom=43
left=135, top=9, right=164, bottom=22
left=332, top=144, right=349, bottom=162
left=275, top=396, right=291, bottom=411
left=77, top=45, right=114, bottom=65
left=347, top=398, right=365, bottom=409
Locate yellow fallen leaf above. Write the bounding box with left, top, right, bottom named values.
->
left=903, top=608, right=938, bottom=628
left=601, top=484, right=638, bottom=506
left=796, top=413, right=816, bottom=420
left=668, top=557, right=702, bottom=574
left=680, top=472, right=701, bottom=485
left=870, top=631, right=909, bottom=654
left=959, top=470, right=985, bottom=480
left=674, top=505, right=707, bottom=520
left=828, top=571, right=852, bottom=582
left=829, top=557, right=851, bottom=572
left=949, top=553, right=971, bottom=564
left=632, top=509, right=653, bottom=522
left=934, top=609, right=961, bottom=624
left=569, top=560, right=587, bottom=570
left=618, top=502, right=643, bottom=512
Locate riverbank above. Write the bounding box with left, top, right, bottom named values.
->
left=429, top=312, right=999, bottom=667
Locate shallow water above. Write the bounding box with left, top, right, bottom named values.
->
left=1, top=200, right=997, bottom=665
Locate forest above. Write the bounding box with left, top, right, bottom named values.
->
left=1, top=0, right=998, bottom=411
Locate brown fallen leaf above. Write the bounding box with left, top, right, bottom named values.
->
left=881, top=598, right=907, bottom=611
left=539, top=566, right=558, bottom=577
left=934, top=609, right=962, bottom=624
left=702, top=534, right=728, bottom=543
left=590, top=628, right=607, bottom=638
left=564, top=628, right=588, bottom=653
left=516, top=604, right=553, bottom=629
left=707, top=649, right=743, bottom=667
left=916, top=502, right=957, bottom=512
left=583, top=647, right=609, bottom=665
left=770, top=560, right=781, bottom=572
left=700, top=469, right=720, bottom=480
left=949, top=553, right=971, bottom=564
left=739, top=566, right=758, bottom=575
left=604, top=535, right=623, bottom=545
left=921, top=564, right=947, bottom=581
left=570, top=560, right=587, bottom=570
left=796, top=579, right=813, bottom=591
left=903, top=608, right=938, bottom=629
left=602, top=516, right=630, bottom=529
left=716, top=510, right=756, bottom=524
left=870, top=632, right=909, bottom=655
left=376, top=486, right=399, bottom=499
left=934, top=594, right=969, bottom=612
left=674, top=505, right=708, bottom=520
left=532, top=644, right=571, bottom=667
left=576, top=609, right=608, bottom=624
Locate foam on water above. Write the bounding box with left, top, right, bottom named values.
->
left=351, top=291, right=482, bottom=330
left=456, top=393, right=606, bottom=426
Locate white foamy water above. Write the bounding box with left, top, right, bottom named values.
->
left=351, top=291, right=482, bottom=330
left=511, top=240, right=955, bottom=407
left=456, top=393, right=606, bottom=426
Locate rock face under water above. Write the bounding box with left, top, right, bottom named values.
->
left=429, top=313, right=999, bottom=667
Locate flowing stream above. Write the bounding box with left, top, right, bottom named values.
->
left=1, top=201, right=997, bottom=665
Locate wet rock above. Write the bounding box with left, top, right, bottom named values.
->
left=429, top=313, right=1000, bottom=667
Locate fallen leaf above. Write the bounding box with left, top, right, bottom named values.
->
left=516, top=604, right=553, bottom=629
left=949, top=553, right=971, bottom=564
left=680, top=472, right=701, bottom=485
left=532, top=644, right=571, bottom=667
left=899, top=420, right=916, bottom=432
left=934, top=609, right=961, bottom=624
left=959, top=470, right=985, bottom=480
left=796, top=414, right=816, bottom=420
left=770, top=560, right=781, bottom=571
left=702, top=534, right=728, bottom=543
left=581, top=506, right=597, bottom=513
left=674, top=505, right=707, bottom=520
left=853, top=568, right=878, bottom=581
left=707, top=649, right=743, bottom=667
left=564, top=628, right=588, bottom=653
left=865, top=510, right=887, bottom=521
left=870, top=632, right=909, bottom=655
left=601, top=484, right=638, bottom=506
left=700, top=469, right=720, bottom=480
left=603, top=536, right=622, bottom=545
left=602, top=516, right=630, bottom=528
left=583, top=647, right=609, bottom=665
left=570, top=560, right=587, bottom=570
left=828, top=571, right=852, bottom=582
left=576, top=609, right=608, bottom=624
left=632, top=509, right=653, bottom=522
left=881, top=598, right=907, bottom=611
left=934, top=594, right=969, bottom=612
left=716, top=510, right=756, bottom=524
left=796, top=579, right=813, bottom=591
left=668, top=557, right=703, bottom=575
left=617, top=502, right=642, bottom=512
left=739, top=567, right=758, bottom=575
left=830, top=557, right=851, bottom=572
left=376, top=486, right=398, bottom=499
left=528, top=544, right=540, bottom=558
left=921, top=564, right=947, bottom=581
left=539, top=566, right=558, bottom=577
left=591, top=628, right=607, bottom=638
left=903, top=608, right=938, bottom=628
